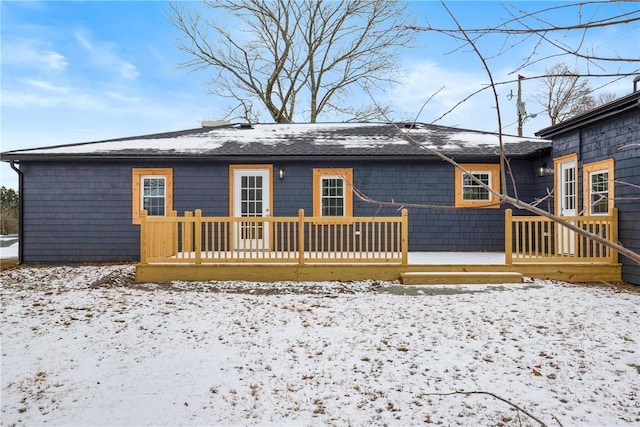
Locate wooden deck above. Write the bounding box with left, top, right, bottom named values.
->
left=135, top=209, right=621, bottom=284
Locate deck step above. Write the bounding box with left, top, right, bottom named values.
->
left=401, top=271, right=523, bottom=285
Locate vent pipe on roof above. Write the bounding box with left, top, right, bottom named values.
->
left=201, top=120, right=230, bottom=128
left=634, top=75, right=640, bottom=92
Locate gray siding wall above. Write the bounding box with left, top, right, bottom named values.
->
left=19, top=158, right=543, bottom=263
left=550, top=110, right=640, bottom=285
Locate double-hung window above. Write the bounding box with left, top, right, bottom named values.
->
left=583, top=159, right=614, bottom=215
left=454, top=164, right=500, bottom=208
left=142, top=176, right=166, bottom=216
left=132, top=168, right=173, bottom=224
left=313, top=168, right=353, bottom=217
left=462, top=172, right=491, bottom=201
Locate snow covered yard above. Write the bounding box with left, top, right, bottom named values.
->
left=1, top=265, right=639, bottom=426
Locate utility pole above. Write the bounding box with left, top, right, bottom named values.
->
left=517, top=74, right=525, bottom=137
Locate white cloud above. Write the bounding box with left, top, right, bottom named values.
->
left=22, top=78, right=69, bottom=93
left=2, top=38, right=68, bottom=70
left=391, top=60, right=498, bottom=129
left=74, top=30, right=140, bottom=80
left=1, top=86, right=103, bottom=110
left=42, top=50, right=68, bottom=70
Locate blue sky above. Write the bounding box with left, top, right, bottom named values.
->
left=2, top=1, right=639, bottom=189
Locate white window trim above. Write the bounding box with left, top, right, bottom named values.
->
left=461, top=171, right=492, bottom=202
left=319, top=175, right=346, bottom=217
left=141, top=175, right=167, bottom=217
left=454, top=164, right=500, bottom=209
left=312, top=168, right=353, bottom=217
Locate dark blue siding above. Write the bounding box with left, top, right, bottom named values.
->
left=550, top=110, right=640, bottom=285
left=20, top=158, right=544, bottom=263
left=21, top=162, right=139, bottom=263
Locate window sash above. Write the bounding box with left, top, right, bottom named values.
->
left=142, top=176, right=166, bottom=216
left=589, top=170, right=609, bottom=214
left=320, top=176, right=345, bottom=216
left=462, top=172, right=491, bottom=201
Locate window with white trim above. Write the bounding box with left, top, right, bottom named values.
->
left=142, top=176, right=166, bottom=216
left=131, top=168, right=173, bottom=224
left=312, top=168, right=353, bottom=217
left=583, top=159, right=614, bottom=215
left=462, top=172, right=491, bottom=201
left=320, top=177, right=345, bottom=216
left=454, top=164, right=500, bottom=208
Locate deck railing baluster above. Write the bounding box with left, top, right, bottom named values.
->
left=141, top=210, right=410, bottom=265
left=504, top=209, right=617, bottom=264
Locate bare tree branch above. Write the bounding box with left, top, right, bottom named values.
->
left=169, top=0, right=414, bottom=123
left=424, top=390, right=548, bottom=426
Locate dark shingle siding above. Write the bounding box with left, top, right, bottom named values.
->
left=549, top=108, right=640, bottom=284
left=19, top=157, right=544, bottom=263
left=21, top=162, right=137, bottom=263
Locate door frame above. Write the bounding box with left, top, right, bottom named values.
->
left=554, top=154, right=578, bottom=255
left=228, top=165, right=273, bottom=250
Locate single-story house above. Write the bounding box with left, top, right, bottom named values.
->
left=2, top=122, right=551, bottom=259
left=536, top=89, right=640, bottom=285
left=2, top=107, right=635, bottom=284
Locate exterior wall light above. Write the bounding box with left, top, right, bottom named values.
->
left=279, top=169, right=285, bottom=179
left=538, top=163, right=554, bottom=177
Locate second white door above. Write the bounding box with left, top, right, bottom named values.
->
left=232, top=168, right=270, bottom=250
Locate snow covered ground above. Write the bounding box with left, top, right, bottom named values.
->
left=0, top=235, right=18, bottom=260
left=1, top=264, right=639, bottom=426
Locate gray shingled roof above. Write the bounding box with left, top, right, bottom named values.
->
left=1, top=122, right=551, bottom=161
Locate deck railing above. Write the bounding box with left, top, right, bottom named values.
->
left=505, top=208, right=618, bottom=264
left=140, top=209, right=409, bottom=265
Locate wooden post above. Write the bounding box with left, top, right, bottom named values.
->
left=505, top=209, right=513, bottom=265
left=610, top=208, right=618, bottom=264
left=171, top=210, right=178, bottom=256
left=195, top=209, right=202, bottom=265
left=298, top=209, right=305, bottom=265
left=140, top=210, right=148, bottom=265
left=401, top=208, right=408, bottom=266
left=184, top=211, right=194, bottom=255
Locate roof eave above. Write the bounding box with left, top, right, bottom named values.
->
left=536, top=91, right=640, bottom=138
left=0, top=149, right=549, bottom=163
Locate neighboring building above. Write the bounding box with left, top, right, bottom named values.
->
left=536, top=89, right=640, bottom=285
left=1, top=122, right=551, bottom=265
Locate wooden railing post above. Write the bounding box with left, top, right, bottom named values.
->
left=505, top=209, right=513, bottom=265
left=171, top=210, right=178, bottom=256
left=184, top=211, right=193, bottom=255
left=298, top=209, right=305, bottom=265
left=610, top=208, right=618, bottom=264
left=195, top=209, right=202, bottom=265
left=140, top=210, right=148, bottom=264
left=401, top=208, right=408, bottom=266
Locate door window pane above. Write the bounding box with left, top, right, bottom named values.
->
left=563, top=166, right=576, bottom=211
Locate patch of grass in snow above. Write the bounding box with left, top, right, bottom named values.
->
left=378, top=283, right=544, bottom=296
left=0, top=257, right=18, bottom=271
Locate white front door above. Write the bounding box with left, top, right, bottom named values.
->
left=232, top=168, right=270, bottom=250
left=557, top=158, right=577, bottom=255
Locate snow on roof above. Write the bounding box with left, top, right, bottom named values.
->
left=1, top=122, right=551, bottom=160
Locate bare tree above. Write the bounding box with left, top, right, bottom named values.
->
left=169, top=0, right=414, bottom=123
left=597, top=91, right=618, bottom=105
left=533, top=63, right=594, bottom=126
